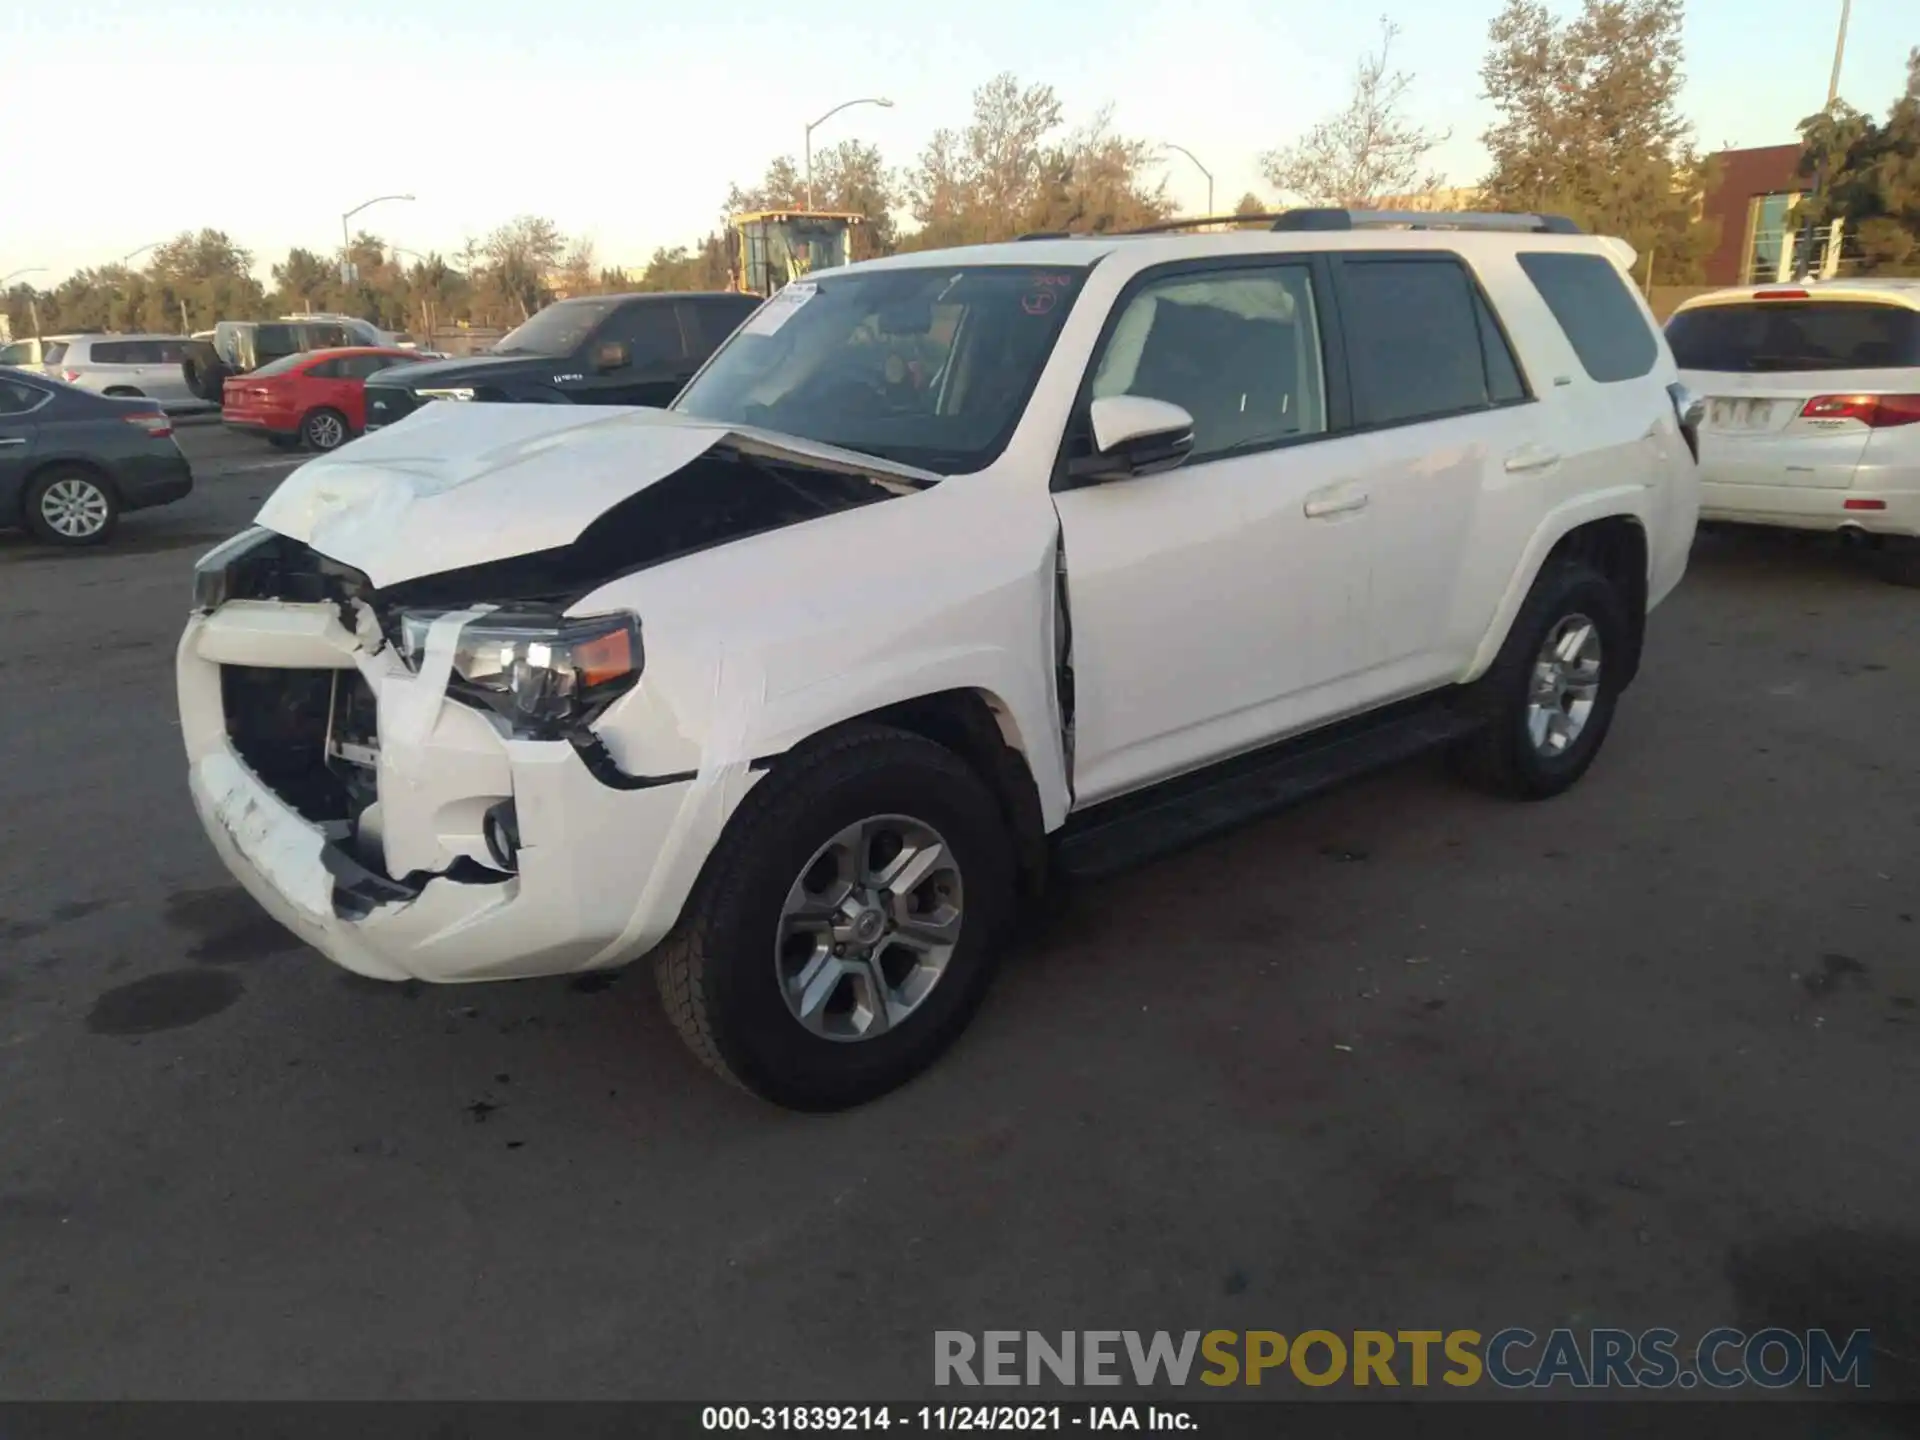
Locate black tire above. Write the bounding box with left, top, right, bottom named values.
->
left=180, top=341, right=230, bottom=404
left=655, top=724, right=1015, bottom=1111
left=300, top=407, right=350, bottom=451
left=1450, top=558, right=1629, bottom=800
left=102, top=386, right=145, bottom=398
left=22, top=466, right=120, bottom=547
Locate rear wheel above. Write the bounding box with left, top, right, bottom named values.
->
left=1877, top=540, right=1920, bottom=589
left=1451, top=558, right=1628, bottom=800
left=655, top=725, right=1015, bottom=1111
left=300, top=407, right=349, bottom=451
left=23, top=467, right=119, bottom=547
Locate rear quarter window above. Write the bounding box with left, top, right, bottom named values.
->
left=1665, top=301, right=1920, bottom=373
left=1518, top=251, right=1658, bottom=383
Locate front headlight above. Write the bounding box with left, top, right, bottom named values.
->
left=397, top=608, right=642, bottom=737
left=417, top=387, right=476, bottom=402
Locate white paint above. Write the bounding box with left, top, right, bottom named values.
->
left=179, top=221, right=1697, bottom=990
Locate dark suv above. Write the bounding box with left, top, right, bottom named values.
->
left=362, top=291, right=760, bottom=430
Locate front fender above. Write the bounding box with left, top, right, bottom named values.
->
left=1465, top=485, right=1653, bottom=681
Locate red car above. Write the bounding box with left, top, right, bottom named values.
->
left=222, top=346, right=426, bottom=451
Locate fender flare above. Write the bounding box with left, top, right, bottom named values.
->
left=1464, top=487, right=1654, bottom=682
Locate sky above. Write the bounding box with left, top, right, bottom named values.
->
left=3, top=0, right=1912, bottom=287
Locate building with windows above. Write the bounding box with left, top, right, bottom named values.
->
left=1699, top=143, right=1846, bottom=285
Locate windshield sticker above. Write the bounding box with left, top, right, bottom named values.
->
left=743, top=282, right=818, bottom=337
left=1021, top=290, right=1058, bottom=316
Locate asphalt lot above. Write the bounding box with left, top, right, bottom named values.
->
left=2, top=421, right=1918, bottom=1403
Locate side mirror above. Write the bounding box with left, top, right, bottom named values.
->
left=594, top=340, right=631, bottom=373
left=1068, top=395, right=1196, bottom=486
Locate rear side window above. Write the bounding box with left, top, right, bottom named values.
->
left=1518, top=251, right=1657, bottom=382
left=91, top=341, right=137, bottom=364
left=0, top=378, right=46, bottom=414
left=1338, top=257, right=1496, bottom=427
left=1475, top=290, right=1528, bottom=404
left=253, top=324, right=299, bottom=360
left=42, top=341, right=68, bottom=366
left=1665, top=301, right=1920, bottom=373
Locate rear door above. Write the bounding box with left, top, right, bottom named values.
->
left=145, top=339, right=194, bottom=408
left=0, top=376, right=47, bottom=502
left=1667, top=297, right=1920, bottom=489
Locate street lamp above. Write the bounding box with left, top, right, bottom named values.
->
left=1, top=267, right=46, bottom=288
left=805, top=98, right=892, bottom=210
left=1795, top=0, right=1853, bottom=279
left=340, top=194, right=415, bottom=279
left=122, top=242, right=162, bottom=265
left=1160, top=143, right=1214, bottom=218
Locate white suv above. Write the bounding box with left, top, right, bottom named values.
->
left=1667, top=279, right=1920, bottom=585
left=178, top=209, right=1701, bottom=1109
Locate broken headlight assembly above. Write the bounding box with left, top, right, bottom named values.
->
left=396, top=608, right=643, bottom=739
left=191, top=526, right=277, bottom=611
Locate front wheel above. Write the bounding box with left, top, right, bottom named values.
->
left=1450, top=558, right=1629, bottom=800
left=655, top=725, right=1015, bottom=1111
left=300, top=407, right=349, bottom=451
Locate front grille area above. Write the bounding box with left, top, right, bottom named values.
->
left=222, top=665, right=378, bottom=825
left=363, top=384, right=416, bottom=431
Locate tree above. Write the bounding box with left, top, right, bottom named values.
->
left=1261, top=18, right=1447, bottom=206
left=271, top=248, right=335, bottom=314
left=479, top=215, right=567, bottom=322
left=1478, top=0, right=1715, bottom=282
left=1794, top=49, right=1920, bottom=274
left=146, top=228, right=267, bottom=330
left=901, top=74, right=1167, bottom=247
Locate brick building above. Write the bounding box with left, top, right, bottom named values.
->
left=1699, top=142, right=1846, bottom=285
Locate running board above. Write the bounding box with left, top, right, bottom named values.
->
left=1051, top=696, right=1483, bottom=880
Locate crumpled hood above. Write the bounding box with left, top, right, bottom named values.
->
left=254, top=403, right=937, bottom=588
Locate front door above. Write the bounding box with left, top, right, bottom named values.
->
left=1051, top=258, right=1378, bottom=806
left=574, top=303, right=690, bottom=406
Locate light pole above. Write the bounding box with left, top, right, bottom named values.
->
left=1796, top=0, right=1852, bottom=278
left=805, top=98, right=892, bottom=210
left=340, top=194, right=414, bottom=280
left=122, top=242, right=162, bottom=265
left=1161, top=143, right=1214, bottom=218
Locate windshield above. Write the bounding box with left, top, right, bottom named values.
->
left=673, top=265, right=1089, bottom=473
left=1667, top=301, right=1920, bottom=372
left=493, top=299, right=618, bottom=357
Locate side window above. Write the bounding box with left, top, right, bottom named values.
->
left=0, top=378, right=46, bottom=415
left=92, top=341, right=135, bottom=364
left=42, top=341, right=68, bottom=366
left=347, top=353, right=402, bottom=380
left=0, top=342, right=32, bottom=366
left=1474, top=288, right=1528, bottom=405
left=309, top=325, right=352, bottom=350
left=306, top=357, right=345, bottom=379
left=1338, top=257, right=1491, bottom=428
left=679, top=298, right=755, bottom=356
left=1089, top=264, right=1328, bottom=462
left=599, top=303, right=687, bottom=365
left=154, top=340, right=185, bottom=364
left=1517, top=251, right=1657, bottom=383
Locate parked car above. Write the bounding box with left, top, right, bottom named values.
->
left=0, top=335, right=76, bottom=370
left=360, top=291, right=761, bottom=431
left=180, top=318, right=390, bottom=406
left=29, top=333, right=205, bottom=414
left=1, top=367, right=193, bottom=546
left=1667, top=278, right=1920, bottom=585
left=222, top=346, right=429, bottom=452
left=179, top=209, right=1700, bottom=1109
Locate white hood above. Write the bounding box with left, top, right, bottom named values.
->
left=254, top=403, right=936, bottom=588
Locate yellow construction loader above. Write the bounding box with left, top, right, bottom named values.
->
left=727, top=210, right=865, bottom=297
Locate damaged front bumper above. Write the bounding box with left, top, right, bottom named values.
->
left=177, top=597, right=733, bottom=985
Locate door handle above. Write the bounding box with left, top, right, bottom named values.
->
left=1303, top=488, right=1369, bottom=519
left=1504, top=446, right=1561, bottom=474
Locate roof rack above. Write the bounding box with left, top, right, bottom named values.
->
left=1015, top=231, right=1077, bottom=241
left=1268, top=207, right=1584, bottom=234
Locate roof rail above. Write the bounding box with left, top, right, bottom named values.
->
left=1270, top=207, right=1584, bottom=234
left=1118, top=213, right=1289, bottom=235
left=1015, top=231, right=1077, bottom=241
